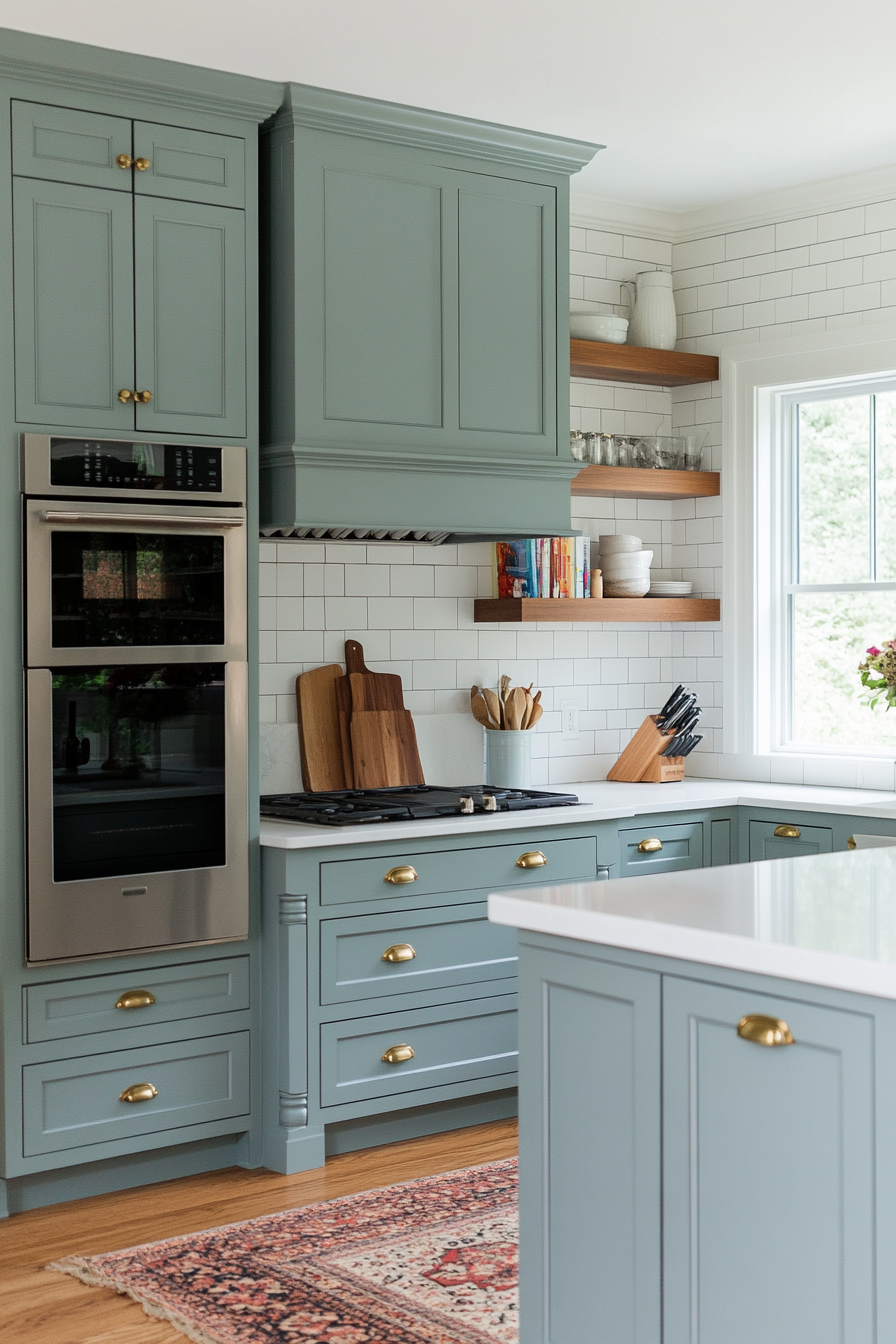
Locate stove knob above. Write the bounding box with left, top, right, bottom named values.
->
left=459, top=796, right=474, bottom=814
left=483, top=794, right=498, bottom=811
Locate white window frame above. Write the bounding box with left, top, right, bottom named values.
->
left=723, top=321, right=896, bottom=781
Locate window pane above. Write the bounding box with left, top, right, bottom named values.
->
left=798, top=397, right=870, bottom=583
left=876, top=392, right=896, bottom=580
left=791, top=592, right=896, bottom=750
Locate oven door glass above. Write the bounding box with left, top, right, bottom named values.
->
left=50, top=663, right=226, bottom=882
left=50, top=530, right=225, bottom=648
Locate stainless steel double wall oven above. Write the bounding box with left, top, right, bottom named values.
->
left=22, top=435, right=249, bottom=964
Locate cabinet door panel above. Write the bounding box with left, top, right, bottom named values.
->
left=13, top=178, right=135, bottom=430
left=12, top=101, right=132, bottom=190
left=323, top=167, right=444, bottom=429
left=133, top=122, right=246, bottom=208
left=663, top=977, right=874, bottom=1344
left=517, top=945, right=661, bottom=1344
left=457, top=178, right=554, bottom=443
left=134, top=197, right=246, bottom=437
left=749, top=819, right=833, bottom=861
left=618, top=821, right=703, bottom=877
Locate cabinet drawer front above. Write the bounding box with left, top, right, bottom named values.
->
left=133, top=122, right=245, bottom=209
left=25, top=956, right=250, bottom=1043
left=320, top=904, right=517, bottom=1005
left=749, top=820, right=833, bottom=862
left=12, top=102, right=133, bottom=190
left=618, top=822, right=703, bottom=877
left=22, top=1031, right=249, bottom=1156
left=320, top=996, right=517, bottom=1108
left=320, top=835, right=597, bottom=906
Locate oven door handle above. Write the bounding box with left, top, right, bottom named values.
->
left=40, top=511, right=244, bottom=528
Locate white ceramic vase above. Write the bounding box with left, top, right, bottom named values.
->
left=625, top=271, right=677, bottom=350
left=484, top=730, right=532, bottom=789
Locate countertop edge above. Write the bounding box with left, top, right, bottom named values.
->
left=487, top=892, right=896, bottom=1001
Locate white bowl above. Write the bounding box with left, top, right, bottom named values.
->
left=604, top=577, right=650, bottom=598
left=601, top=551, right=653, bottom=578
left=647, top=581, right=692, bottom=595
left=597, top=534, right=642, bottom=555
left=570, top=313, right=629, bottom=344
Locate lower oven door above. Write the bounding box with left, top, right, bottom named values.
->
left=26, top=661, right=248, bottom=964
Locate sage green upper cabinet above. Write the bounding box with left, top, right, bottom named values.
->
left=261, top=85, right=600, bottom=537
left=12, top=101, right=247, bottom=437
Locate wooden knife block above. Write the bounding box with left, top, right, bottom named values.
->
left=606, top=715, right=685, bottom=784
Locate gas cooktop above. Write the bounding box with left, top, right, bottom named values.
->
left=260, top=785, right=581, bottom=826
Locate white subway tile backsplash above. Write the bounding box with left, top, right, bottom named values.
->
left=817, top=206, right=866, bottom=241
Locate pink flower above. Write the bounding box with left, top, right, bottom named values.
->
left=867, top=646, right=882, bottom=656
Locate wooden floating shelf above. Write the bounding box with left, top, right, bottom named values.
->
left=570, top=339, right=719, bottom=387
left=474, top=597, right=721, bottom=624
left=571, top=465, right=720, bottom=500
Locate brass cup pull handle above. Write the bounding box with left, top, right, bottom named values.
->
left=848, top=836, right=857, bottom=850
left=382, top=943, right=416, bottom=963
left=134, top=389, right=152, bottom=403
left=737, top=1014, right=795, bottom=1047
left=516, top=850, right=547, bottom=869
left=773, top=824, right=801, bottom=839
left=118, top=388, right=134, bottom=403
left=116, top=153, right=133, bottom=169
left=384, top=865, right=418, bottom=885
left=382, top=1043, right=415, bottom=1065
left=119, top=1082, right=159, bottom=1103
left=637, top=838, right=663, bottom=854
left=134, top=157, right=151, bottom=171
left=115, top=989, right=156, bottom=1010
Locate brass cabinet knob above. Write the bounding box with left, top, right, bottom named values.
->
left=115, top=989, right=156, bottom=1010
left=384, top=865, right=418, bottom=885
left=381, top=1043, right=415, bottom=1065
left=382, top=943, right=416, bottom=963
left=119, top=1081, right=159, bottom=1103
left=117, top=388, right=134, bottom=403
left=134, top=390, right=152, bottom=403
left=134, top=157, right=151, bottom=171
left=737, top=1014, right=795, bottom=1047
left=516, top=850, right=547, bottom=869
left=847, top=836, right=857, bottom=850
left=637, top=837, right=663, bottom=853
left=773, top=824, right=801, bottom=839
left=116, top=153, right=133, bottom=169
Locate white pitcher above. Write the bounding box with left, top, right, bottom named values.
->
left=623, top=270, right=677, bottom=350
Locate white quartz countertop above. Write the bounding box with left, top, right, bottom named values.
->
left=488, top=847, right=896, bottom=1000
left=259, top=778, right=896, bottom=850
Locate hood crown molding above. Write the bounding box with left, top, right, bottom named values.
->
left=572, top=161, right=896, bottom=247
left=274, top=82, right=602, bottom=176
left=0, top=26, right=282, bottom=122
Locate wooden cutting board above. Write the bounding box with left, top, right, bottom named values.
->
left=342, top=638, right=405, bottom=711
left=295, top=664, right=347, bottom=792
left=350, top=709, right=425, bottom=788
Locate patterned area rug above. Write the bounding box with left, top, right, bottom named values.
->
left=50, top=1158, right=519, bottom=1344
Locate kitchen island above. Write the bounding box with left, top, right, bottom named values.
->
left=488, top=848, right=896, bottom=1344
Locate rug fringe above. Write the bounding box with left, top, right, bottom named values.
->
left=48, top=1257, right=232, bottom=1344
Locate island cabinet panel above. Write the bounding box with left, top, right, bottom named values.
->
left=12, top=99, right=248, bottom=436
left=517, top=943, right=661, bottom=1344
left=662, top=977, right=875, bottom=1344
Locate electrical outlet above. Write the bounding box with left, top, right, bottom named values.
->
left=560, top=700, right=580, bottom=740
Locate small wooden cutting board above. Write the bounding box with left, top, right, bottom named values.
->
left=295, top=664, right=347, bottom=792
left=350, top=709, right=425, bottom=789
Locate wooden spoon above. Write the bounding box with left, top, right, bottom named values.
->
left=470, top=687, right=499, bottom=730
left=507, top=686, right=529, bottom=731
left=482, top=686, right=504, bottom=729
left=527, top=701, right=544, bottom=729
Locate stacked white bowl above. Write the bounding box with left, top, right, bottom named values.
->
left=597, top=534, right=652, bottom=597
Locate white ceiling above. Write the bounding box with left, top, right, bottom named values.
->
left=3, top=0, right=896, bottom=217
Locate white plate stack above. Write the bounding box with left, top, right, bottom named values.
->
left=647, top=580, right=692, bottom=597
left=597, top=534, right=652, bottom=597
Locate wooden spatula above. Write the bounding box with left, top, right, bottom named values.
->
left=295, top=665, right=346, bottom=791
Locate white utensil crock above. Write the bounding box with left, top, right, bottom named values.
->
left=624, top=271, right=677, bottom=350
left=484, top=730, right=532, bottom=789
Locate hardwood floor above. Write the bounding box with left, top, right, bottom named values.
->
left=0, top=1118, right=517, bottom=1343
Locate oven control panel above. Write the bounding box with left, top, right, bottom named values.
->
left=21, top=435, right=245, bottom=503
